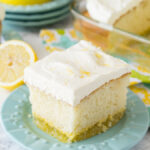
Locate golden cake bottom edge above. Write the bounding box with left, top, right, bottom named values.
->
left=33, top=109, right=125, bottom=143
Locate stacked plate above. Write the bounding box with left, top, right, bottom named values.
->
left=1, top=0, right=73, bottom=26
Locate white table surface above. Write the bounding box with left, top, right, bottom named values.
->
left=0, top=15, right=150, bottom=150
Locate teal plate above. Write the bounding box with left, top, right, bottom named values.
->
left=1, top=85, right=149, bottom=150
left=0, top=0, right=73, bottom=13
left=5, top=6, right=70, bottom=21
left=3, top=13, right=69, bottom=27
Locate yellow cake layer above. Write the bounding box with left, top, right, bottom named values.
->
left=28, top=74, right=130, bottom=143
left=114, top=0, right=150, bottom=34
left=0, top=0, right=51, bottom=5
left=34, top=109, right=125, bottom=143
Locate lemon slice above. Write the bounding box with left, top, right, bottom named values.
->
left=0, top=0, right=51, bottom=5
left=0, top=40, right=37, bottom=91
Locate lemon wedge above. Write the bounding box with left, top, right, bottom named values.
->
left=0, top=40, right=37, bottom=91
left=0, top=0, right=51, bottom=5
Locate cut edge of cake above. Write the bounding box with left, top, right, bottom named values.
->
left=27, top=73, right=130, bottom=143
left=114, top=0, right=150, bottom=34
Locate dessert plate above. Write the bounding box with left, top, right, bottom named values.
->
left=0, top=0, right=72, bottom=13
left=3, top=13, right=69, bottom=27
left=5, top=6, right=70, bottom=20
left=1, top=85, right=149, bottom=150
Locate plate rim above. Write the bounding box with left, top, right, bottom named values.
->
left=0, top=0, right=73, bottom=13
left=5, top=6, right=70, bottom=20
left=1, top=85, right=149, bottom=150
left=3, top=13, right=69, bottom=27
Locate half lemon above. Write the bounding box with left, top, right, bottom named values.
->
left=0, top=40, right=37, bottom=90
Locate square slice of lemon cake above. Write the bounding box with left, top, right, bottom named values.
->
left=24, top=40, right=131, bottom=143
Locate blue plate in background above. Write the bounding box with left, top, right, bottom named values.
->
left=4, top=13, right=69, bottom=27
left=1, top=0, right=73, bottom=13
left=5, top=6, right=70, bottom=21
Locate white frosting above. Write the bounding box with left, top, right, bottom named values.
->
left=0, top=6, right=5, bottom=21
left=86, top=0, right=143, bottom=24
left=24, top=40, right=131, bottom=106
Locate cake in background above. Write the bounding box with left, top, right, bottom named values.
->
left=73, top=0, right=150, bottom=50
left=86, top=0, right=150, bottom=35
left=24, top=40, right=131, bottom=143
left=0, top=0, right=51, bottom=5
